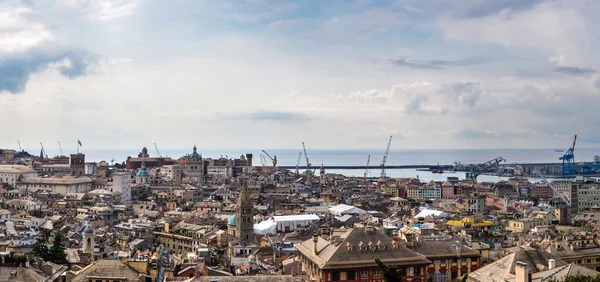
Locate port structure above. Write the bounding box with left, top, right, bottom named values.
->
left=462, top=157, right=506, bottom=180
left=380, top=135, right=393, bottom=178
left=560, top=135, right=577, bottom=175
left=262, top=150, right=277, bottom=167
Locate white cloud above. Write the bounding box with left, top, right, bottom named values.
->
left=58, top=0, right=142, bottom=20
left=0, top=7, right=53, bottom=53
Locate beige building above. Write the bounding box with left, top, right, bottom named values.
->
left=0, top=165, right=37, bottom=187
left=17, top=176, right=94, bottom=194
left=507, top=218, right=545, bottom=233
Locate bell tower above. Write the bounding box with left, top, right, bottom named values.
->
left=70, top=153, right=85, bottom=176
left=236, top=182, right=254, bottom=242
left=82, top=226, right=95, bottom=254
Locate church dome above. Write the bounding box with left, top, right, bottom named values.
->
left=137, top=169, right=150, bottom=177
left=227, top=215, right=237, bottom=226
left=83, top=226, right=94, bottom=234
left=190, top=146, right=201, bottom=159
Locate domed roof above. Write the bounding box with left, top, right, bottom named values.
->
left=137, top=169, right=150, bottom=177
left=227, top=215, right=237, bottom=226
left=83, top=226, right=94, bottom=234
left=190, top=145, right=201, bottom=159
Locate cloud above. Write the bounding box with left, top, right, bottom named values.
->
left=439, top=82, right=482, bottom=107
left=58, top=0, right=142, bottom=20
left=391, top=57, right=485, bottom=70
left=224, top=111, right=311, bottom=123
left=454, top=129, right=531, bottom=139
left=265, top=18, right=306, bottom=31
left=0, top=7, right=54, bottom=53
left=555, top=66, right=598, bottom=75
left=0, top=47, right=97, bottom=94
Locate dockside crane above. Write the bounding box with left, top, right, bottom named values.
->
left=40, top=142, right=47, bottom=159
left=262, top=150, right=278, bottom=167
left=363, top=155, right=371, bottom=184
left=295, top=151, right=302, bottom=176
left=380, top=135, right=393, bottom=178
left=302, top=142, right=311, bottom=169
left=58, top=141, right=63, bottom=155
left=154, top=143, right=162, bottom=157
left=559, top=135, right=577, bottom=175
left=17, top=141, right=22, bottom=152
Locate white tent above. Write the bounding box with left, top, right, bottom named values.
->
left=328, top=204, right=367, bottom=216
left=414, top=209, right=448, bottom=219
left=273, top=214, right=320, bottom=232
left=254, top=219, right=277, bottom=235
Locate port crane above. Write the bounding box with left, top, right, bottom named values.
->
left=302, top=142, right=311, bottom=169
left=261, top=150, right=278, bottom=167
left=40, top=142, right=47, bottom=159
left=363, top=155, right=371, bottom=184
left=295, top=151, right=302, bottom=176
left=58, top=141, right=63, bottom=155
left=154, top=143, right=161, bottom=157
left=465, top=156, right=506, bottom=179
left=380, top=135, right=393, bottom=178
left=539, top=176, right=570, bottom=206
left=559, top=135, right=577, bottom=175
left=17, top=141, right=22, bottom=152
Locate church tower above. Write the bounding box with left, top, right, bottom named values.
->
left=82, top=226, right=95, bottom=254
left=236, top=182, right=254, bottom=242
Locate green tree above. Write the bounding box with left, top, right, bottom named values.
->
left=548, top=274, right=600, bottom=282
left=48, top=231, right=67, bottom=264
left=460, top=274, right=469, bottom=282
left=32, top=229, right=51, bottom=261
left=375, top=259, right=403, bottom=282
left=32, top=229, right=68, bottom=264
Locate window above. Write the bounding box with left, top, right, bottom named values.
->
left=347, top=271, right=356, bottom=280
left=331, top=272, right=340, bottom=281
left=361, top=270, right=369, bottom=276
left=374, top=269, right=381, bottom=276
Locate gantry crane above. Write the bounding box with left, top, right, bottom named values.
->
left=40, top=142, right=47, bottom=159
left=302, top=142, right=311, bottom=169
left=262, top=150, right=278, bottom=167
left=295, top=151, right=303, bottom=176
left=154, top=143, right=162, bottom=157
left=58, top=141, right=63, bottom=155
left=380, top=135, right=393, bottom=178
left=363, top=155, right=371, bottom=184
left=559, top=135, right=577, bottom=175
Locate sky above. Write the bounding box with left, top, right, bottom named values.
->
left=1, top=0, right=600, bottom=151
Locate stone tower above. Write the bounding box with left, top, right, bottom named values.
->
left=82, top=226, right=95, bottom=254
left=236, top=182, right=254, bottom=242
left=70, top=153, right=85, bottom=176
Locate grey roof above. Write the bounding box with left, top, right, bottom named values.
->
left=69, top=260, right=141, bottom=282
left=468, top=249, right=568, bottom=282
left=297, top=227, right=430, bottom=270
left=193, top=277, right=302, bottom=282
left=409, top=240, right=480, bottom=257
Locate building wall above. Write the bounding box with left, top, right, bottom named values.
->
left=427, top=256, right=481, bottom=282
left=113, top=172, right=132, bottom=202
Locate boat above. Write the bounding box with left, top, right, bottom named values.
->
left=555, top=149, right=564, bottom=152
left=432, top=169, right=444, bottom=174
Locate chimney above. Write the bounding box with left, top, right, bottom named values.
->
left=515, top=261, right=531, bottom=282
left=548, top=259, right=556, bottom=270
left=312, top=233, right=319, bottom=255
left=164, top=222, right=170, bottom=233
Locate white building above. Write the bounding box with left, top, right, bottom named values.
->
left=419, top=181, right=442, bottom=199
left=0, top=209, right=11, bottom=223
left=0, top=165, right=37, bottom=187
left=112, top=172, right=132, bottom=203
left=18, top=176, right=94, bottom=194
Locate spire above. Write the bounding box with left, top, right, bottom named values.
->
left=141, top=161, right=146, bottom=169
left=193, top=145, right=197, bottom=153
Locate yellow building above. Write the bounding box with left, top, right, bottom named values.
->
left=447, top=217, right=494, bottom=231
left=507, top=218, right=544, bottom=233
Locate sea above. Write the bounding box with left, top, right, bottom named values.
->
left=43, top=148, right=600, bottom=183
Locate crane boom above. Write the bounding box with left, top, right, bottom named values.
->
left=572, top=135, right=577, bottom=154
left=154, top=143, right=161, bottom=157
left=540, top=176, right=570, bottom=206
left=40, top=142, right=47, bottom=159
left=261, top=150, right=278, bottom=167
left=380, top=135, right=393, bottom=178
left=302, top=142, right=311, bottom=168
left=363, top=155, right=371, bottom=184
left=58, top=141, right=63, bottom=155
left=17, top=141, right=22, bottom=152
left=295, top=151, right=302, bottom=176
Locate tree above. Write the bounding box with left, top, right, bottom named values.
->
left=460, top=274, right=469, bottom=282
left=48, top=231, right=67, bottom=264
left=375, top=259, right=403, bottom=282
left=32, top=229, right=51, bottom=261
left=32, top=229, right=67, bottom=264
